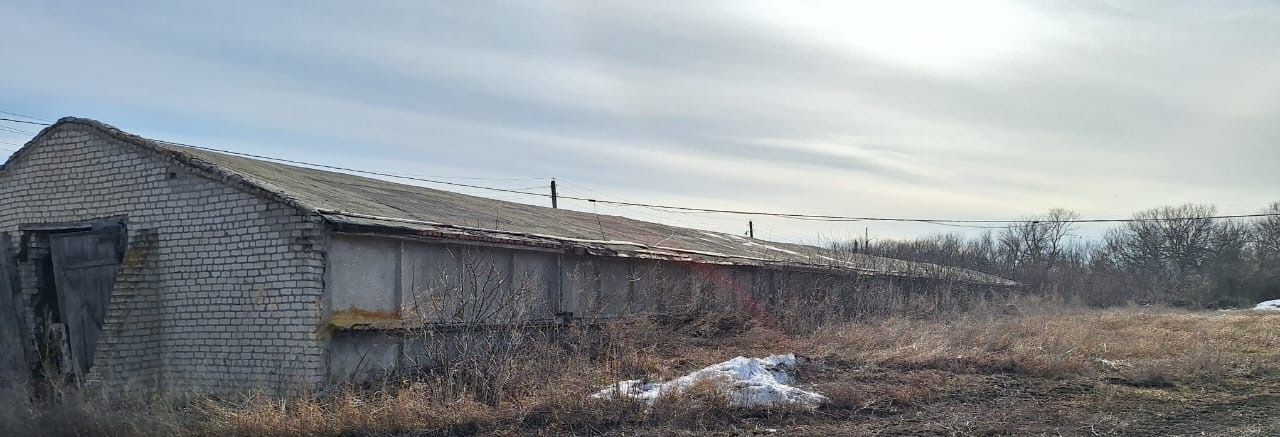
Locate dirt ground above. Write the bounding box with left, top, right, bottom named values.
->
left=594, top=309, right=1280, bottom=436
left=752, top=359, right=1280, bottom=436
left=5, top=307, right=1278, bottom=436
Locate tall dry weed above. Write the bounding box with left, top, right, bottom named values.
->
left=5, top=302, right=1279, bottom=436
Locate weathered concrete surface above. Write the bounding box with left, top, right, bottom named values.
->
left=322, top=233, right=1012, bottom=382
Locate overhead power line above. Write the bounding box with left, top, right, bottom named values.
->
left=0, top=125, right=35, bottom=136
left=0, top=110, right=53, bottom=123
left=0, top=117, right=48, bottom=126
left=166, top=141, right=1278, bottom=226
left=10, top=117, right=1280, bottom=226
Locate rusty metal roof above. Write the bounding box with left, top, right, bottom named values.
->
left=25, top=118, right=1017, bottom=286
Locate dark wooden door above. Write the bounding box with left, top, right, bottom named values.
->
left=0, top=236, right=29, bottom=380
left=49, top=229, right=124, bottom=376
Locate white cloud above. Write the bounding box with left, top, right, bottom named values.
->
left=738, top=0, right=1067, bottom=75
left=1, top=0, right=1277, bottom=242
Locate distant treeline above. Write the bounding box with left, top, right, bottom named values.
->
left=839, top=203, right=1280, bottom=308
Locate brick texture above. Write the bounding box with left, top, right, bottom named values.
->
left=0, top=124, right=327, bottom=395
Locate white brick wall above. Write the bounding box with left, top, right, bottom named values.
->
left=0, top=123, right=327, bottom=395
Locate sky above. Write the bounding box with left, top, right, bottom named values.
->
left=1, top=0, right=1277, bottom=245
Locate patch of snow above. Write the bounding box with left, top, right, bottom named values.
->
left=742, top=241, right=801, bottom=256
left=1254, top=299, right=1280, bottom=310
left=592, top=354, right=826, bottom=408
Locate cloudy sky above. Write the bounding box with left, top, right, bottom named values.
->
left=1, top=1, right=1277, bottom=244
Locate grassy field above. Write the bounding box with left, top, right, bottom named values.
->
left=5, top=303, right=1279, bottom=436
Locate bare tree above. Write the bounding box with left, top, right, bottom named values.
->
left=1098, top=204, right=1234, bottom=305
left=1248, top=202, right=1280, bottom=303
left=840, top=202, right=1278, bottom=308
left=1255, top=202, right=1280, bottom=263
left=997, top=208, right=1079, bottom=287
left=1102, top=205, right=1218, bottom=273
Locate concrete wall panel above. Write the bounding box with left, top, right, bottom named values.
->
left=403, top=243, right=462, bottom=322
left=328, top=331, right=400, bottom=383
left=511, top=250, right=557, bottom=321
left=328, top=237, right=400, bottom=314
left=322, top=235, right=1003, bottom=383
left=596, top=258, right=632, bottom=318
left=330, top=238, right=568, bottom=325
left=558, top=256, right=598, bottom=318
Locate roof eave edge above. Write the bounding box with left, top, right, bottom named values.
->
left=319, top=209, right=1019, bottom=287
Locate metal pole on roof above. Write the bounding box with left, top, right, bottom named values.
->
left=748, top=221, right=754, bottom=239
left=550, top=179, right=558, bottom=209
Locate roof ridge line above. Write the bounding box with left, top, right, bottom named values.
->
left=53, top=117, right=322, bottom=218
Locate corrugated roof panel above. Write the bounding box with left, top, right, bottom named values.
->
left=19, top=118, right=1018, bottom=286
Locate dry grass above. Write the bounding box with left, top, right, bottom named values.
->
left=803, top=305, right=1280, bottom=382
left=4, top=303, right=1280, bottom=436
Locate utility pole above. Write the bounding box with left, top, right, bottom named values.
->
left=748, top=221, right=754, bottom=239
left=550, top=179, right=558, bottom=209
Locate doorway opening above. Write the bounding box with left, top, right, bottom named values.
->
left=14, top=217, right=127, bottom=381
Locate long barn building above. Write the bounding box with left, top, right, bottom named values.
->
left=0, top=118, right=1015, bottom=394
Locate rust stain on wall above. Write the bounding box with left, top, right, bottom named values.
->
left=326, top=307, right=403, bottom=330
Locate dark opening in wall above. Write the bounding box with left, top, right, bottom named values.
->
left=16, top=217, right=128, bottom=381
